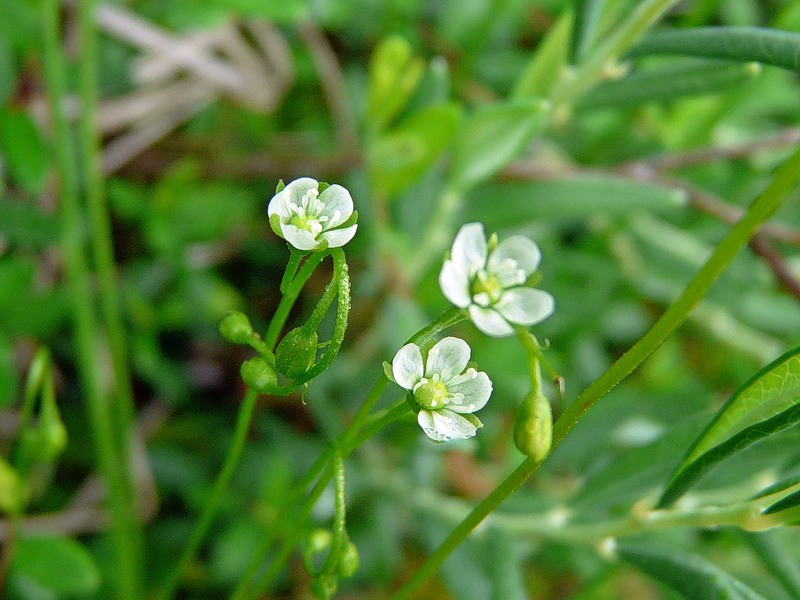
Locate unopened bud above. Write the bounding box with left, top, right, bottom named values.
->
left=337, top=539, right=359, bottom=578
left=276, top=326, right=318, bottom=379
left=220, top=311, right=255, bottom=345
left=240, top=358, right=277, bottom=393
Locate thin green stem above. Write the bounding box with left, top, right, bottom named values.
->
left=234, top=309, right=465, bottom=599
left=390, top=144, right=800, bottom=600
left=40, top=4, right=139, bottom=599
left=156, top=390, right=260, bottom=600
left=76, top=0, right=139, bottom=539
left=265, top=251, right=328, bottom=350
left=320, top=451, right=346, bottom=577
left=280, top=248, right=305, bottom=294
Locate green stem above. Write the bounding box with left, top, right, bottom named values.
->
left=280, top=248, right=305, bottom=294
left=233, top=309, right=465, bottom=599
left=40, top=4, right=139, bottom=599
left=265, top=251, right=328, bottom=350
left=390, top=143, right=800, bottom=600
left=320, top=451, right=346, bottom=577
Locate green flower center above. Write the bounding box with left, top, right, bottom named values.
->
left=287, top=188, right=329, bottom=236
left=471, top=270, right=503, bottom=306
left=414, top=379, right=450, bottom=410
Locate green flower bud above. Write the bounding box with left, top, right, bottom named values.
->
left=513, top=389, right=553, bottom=462
left=220, top=311, right=255, bottom=345
left=240, top=358, right=277, bottom=393
left=337, top=539, right=359, bottom=578
left=276, top=326, right=318, bottom=379
left=0, top=456, right=26, bottom=514
left=304, top=528, right=332, bottom=575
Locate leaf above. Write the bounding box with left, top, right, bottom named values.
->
left=0, top=198, right=59, bottom=247
left=465, top=176, right=686, bottom=229
left=0, top=109, right=49, bottom=195
left=570, top=0, right=605, bottom=62
left=0, top=32, right=16, bottom=106
left=740, top=531, right=800, bottom=600
left=657, top=347, right=800, bottom=508
left=763, top=489, right=800, bottom=516
left=449, top=98, right=550, bottom=189
left=617, top=542, right=769, bottom=600
left=627, top=27, right=800, bottom=72
left=512, top=13, right=573, bottom=99
left=10, top=535, right=101, bottom=596
left=367, top=36, right=425, bottom=131
left=368, top=103, right=462, bottom=197
left=576, top=60, right=761, bottom=111
left=0, top=334, right=16, bottom=408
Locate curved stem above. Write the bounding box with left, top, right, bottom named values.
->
left=320, top=450, right=346, bottom=577
left=390, top=143, right=800, bottom=600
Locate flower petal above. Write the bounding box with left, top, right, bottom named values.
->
left=320, top=224, right=358, bottom=248
left=267, top=189, right=292, bottom=220
left=495, top=288, right=555, bottom=326
left=451, top=223, right=487, bottom=276
left=487, top=236, right=541, bottom=285
left=468, top=305, right=514, bottom=337
left=281, top=224, right=320, bottom=251
left=447, top=370, right=492, bottom=413
left=439, top=259, right=471, bottom=308
left=283, top=177, right=319, bottom=207
left=392, top=343, right=424, bottom=390
left=418, top=409, right=479, bottom=442
left=319, top=184, right=354, bottom=228
left=425, top=337, right=471, bottom=380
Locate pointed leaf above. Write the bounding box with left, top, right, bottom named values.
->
left=10, top=535, right=100, bottom=596
left=657, top=347, right=800, bottom=508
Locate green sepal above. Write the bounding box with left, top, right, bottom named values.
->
left=383, top=361, right=396, bottom=383
left=269, top=213, right=283, bottom=238
left=318, top=181, right=330, bottom=193
left=275, top=179, right=285, bottom=194
left=276, top=326, right=319, bottom=379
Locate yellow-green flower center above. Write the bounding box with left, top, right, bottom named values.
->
left=414, top=379, right=450, bottom=410
left=471, top=270, right=503, bottom=306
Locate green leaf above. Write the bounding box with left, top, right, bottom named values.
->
left=627, top=27, right=800, bottom=72
left=570, top=0, right=605, bottom=62
left=465, top=176, right=686, bottom=229
left=10, top=535, right=101, bottom=596
left=0, top=335, right=16, bottom=408
left=449, top=98, right=550, bottom=189
left=368, top=103, right=462, bottom=197
left=740, top=531, right=800, bottom=600
left=617, top=542, right=769, bottom=600
left=657, top=347, right=800, bottom=508
left=763, top=489, right=800, bottom=516
left=0, top=32, right=16, bottom=107
left=512, top=13, right=573, bottom=99
left=0, top=109, right=49, bottom=195
left=367, top=36, right=425, bottom=131
left=0, top=198, right=59, bottom=247
left=576, top=60, right=761, bottom=111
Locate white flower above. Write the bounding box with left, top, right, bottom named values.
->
left=390, top=337, right=492, bottom=443
left=439, top=223, right=554, bottom=337
left=268, top=177, right=358, bottom=251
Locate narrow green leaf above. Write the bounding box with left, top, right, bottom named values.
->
left=465, top=176, right=686, bottom=229
left=368, top=103, right=462, bottom=197
left=450, top=98, right=551, bottom=190
left=657, top=347, right=800, bottom=508
left=513, top=13, right=573, bottom=99
left=740, top=531, right=800, bottom=600
left=576, top=60, right=761, bottom=111
left=750, top=476, right=800, bottom=501
left=571, top=0, right=606, bottom=62
left=618, top=542, right=768, bottom=600
left=10, top=535, right=101, bottom=596
left=627, top=27, right=800, bottom=72
left=764, top=489, right=800, bottom=516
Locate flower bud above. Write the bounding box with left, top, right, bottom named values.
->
left=275, top=326, right=318, bottom=379
left=240, top=358, right=277, bottom=393
left=513, top=389, right=553, bottom=462
left=0, top=456, right=26, bottom=514
left=337, top=539, right=359, bottom=578
left=220, top=311, right=255, bottom=345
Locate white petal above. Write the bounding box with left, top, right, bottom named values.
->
left=284, top=177, right=319, bottom=207
left=488, top=236, right=541, bottom=282
left=392, top=343, right=424, bottom=390
left=320, top=224, right=358, bottom=248
left=447, top=370, right=492, bottom=413
left=495, top=288, right=555, bottom=326
left=468, top=305, right=514, bottom=337
left=425, top=337, right=470, bottom=380
left=420, top=409, right=479, bottom=441
left=267, top=189, right=292, bottom=220
left=439, top=259, right=471, bottom=308
left=319, top=184, right=354, bottom=228
left=281, top=224, right=320, bottom=251
left=451, top=223, right=487, bottom=276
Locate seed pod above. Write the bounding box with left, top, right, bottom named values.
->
left=513, top=388, right=553, bottom=462
left=240, top=358, right=277, bottom=393
left=337, top=539, right=359, bottom=578
left=219, top=311, right=255, bottom=345
left=275, top=325, right=318, bottom=379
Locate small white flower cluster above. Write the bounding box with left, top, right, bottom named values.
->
left=390, top=337, right=492, bottom=443
left=268, top=177, right=357, bottom=252
left=440, top=223, right=554, bottom=337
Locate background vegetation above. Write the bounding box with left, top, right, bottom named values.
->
left=3, top=0, right=800, bottom=598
